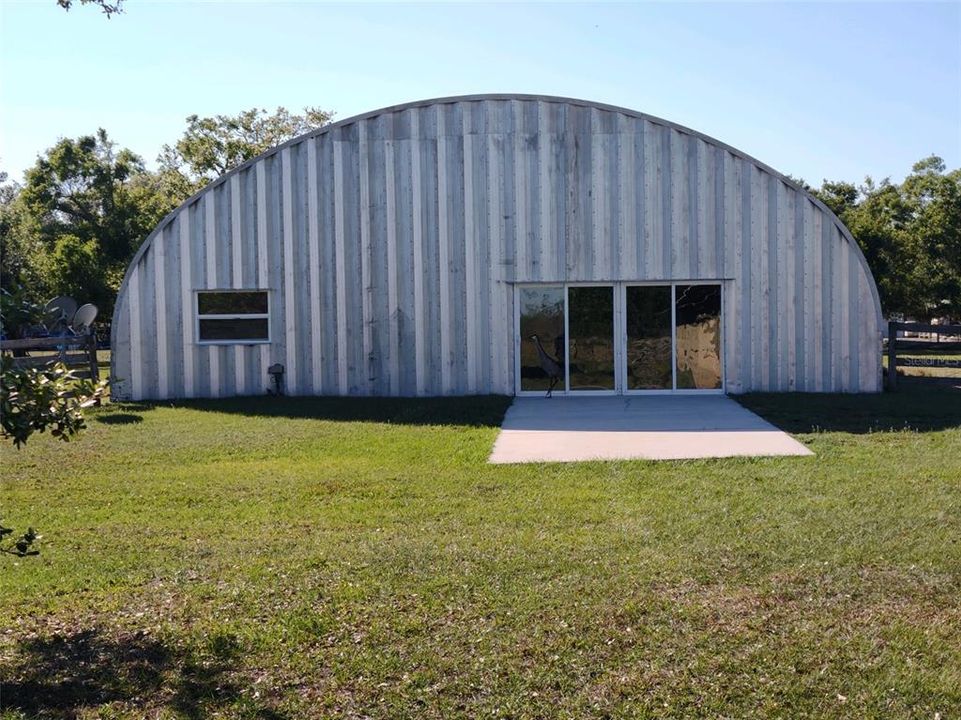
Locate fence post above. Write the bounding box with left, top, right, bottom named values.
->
left=887, top=321, right=898, bottom=391
left=87, top=331, right=99, bottom=382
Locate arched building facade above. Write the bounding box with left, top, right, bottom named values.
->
left=110, top=95, right=883, bottom=400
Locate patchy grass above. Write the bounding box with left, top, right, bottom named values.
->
left=2, top=388, right=960, bottom=719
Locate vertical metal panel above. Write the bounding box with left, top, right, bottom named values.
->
left=411, top=111, right=426, bottom=395
left=230, top=174, right=246, bottom=395
left=384, top=135, right=400, bottom=394
left=696, top=140, right=711, bottom=278
left=306, top=138, right=323, bottom=394
left=280, top=148, right=297, bottom=395
left=812, top=206, right=824, bottom=391
left=617, top=114, right=637, bottom=280
left=112, top=96, right=882, bottom=399
left=727, top=151, right=743, bottom=392
left=436, top=105, right=452, bottom=393
left=591, top=108, right=608, bottom=280
left=112, top=286, right=132, bottom=399
left=255, top=163, right=269, bottom=391
left=446, top=103, right=468, bottom=394
left=333, top=141, right=349, bottom=395
left=154, top=232, right=168, bottom=398
left=793, top=192, right=807, bottom=390
left=341, top=131, right=366, bottom=395
left=765, top=175, right=778, bottom=390
left=128, top=265, right=141, bottom=400
left=487, top=131, right=506, bottom=394
left=179, top=210, right=195, bottom=398
left=840, top=242, right=852, bottom=390
left=393, top=130, right=416, bottom=395
left=463, top=121, right=478, bottom=393
left=745, top=164, right=759, bottom=389
left=537, top=102, right=551, bottom=280
left=204, top=193, right=221, bottom=397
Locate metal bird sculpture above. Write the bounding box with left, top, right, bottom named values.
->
left=530, top=334, right=563, bottom=398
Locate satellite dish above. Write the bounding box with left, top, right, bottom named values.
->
left=71, top=303, right=98, bottom=334
left=44, top=296, right=78, bottom=329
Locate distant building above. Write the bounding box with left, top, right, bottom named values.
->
left=111, top=95, right=882, bottom=400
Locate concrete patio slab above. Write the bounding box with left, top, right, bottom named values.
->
left=488, top=395, right=813, bottom=464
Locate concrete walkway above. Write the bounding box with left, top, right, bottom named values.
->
left=488, top=395, right=813, bottom=463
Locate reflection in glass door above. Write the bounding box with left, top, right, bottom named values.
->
left=568, top=286, right=615, bottom=391
left=675, top=284, right=722, bottom=390
left=518, top=286, right=566, bottom=394
left=625, top=286, right=673, bottom=390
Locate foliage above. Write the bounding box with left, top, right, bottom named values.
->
left=56, top=0, right=123, bottom=16
left=0, top=286, right=45, bottom=340
left=0, top=172, right=49, bottom=302
left=4, top=108, right=333, bottom=316
left=810, top=156, right=961, bottom=318
left=159, top=106, right=334, bottom=191
left=3, top=130, right=175, bottom=316
left=0, top=519, right=40, bottom=557
left=0, top=355, right=107, bottom=448
left=43, top=234, right=115, bottom=309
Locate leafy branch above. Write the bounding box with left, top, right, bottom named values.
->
left=1, top=355, right=108, bottom=448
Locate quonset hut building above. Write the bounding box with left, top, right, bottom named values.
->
left=110, top=95, right=883, bottom=401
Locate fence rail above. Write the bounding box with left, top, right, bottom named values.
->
left=1, top=332, right=100, bottom=381
left=887, top=321, right=961, bottom=390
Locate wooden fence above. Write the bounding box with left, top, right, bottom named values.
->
left=886, top=321, right=961, bottom=390
left=1, top=332, right=100, bottom=381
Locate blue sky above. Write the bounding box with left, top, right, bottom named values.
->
left=1, top=1, right=958, bottom=187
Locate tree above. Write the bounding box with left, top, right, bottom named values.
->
left=902, top=159, right=961, bottom=317
left=811, top=156, right=961, bottom=319
left=56, top=0, right=123, bottom=16
left=159, top=106, right=334, bottom=192
left=0, top=173, right=49, bottom=304
left=7, top=130, right=177, bottom=315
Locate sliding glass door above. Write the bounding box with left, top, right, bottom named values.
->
left=674, top=284, right=722, bottom=390
left=516, top=282, right=723, bottom=395
left=625, top=286, right=673, bottom=390
left=518, top=286, right=566, bottom=394
left=623, top=283, right=723, bottom=393
left=567, top=286, right=615, bottom=391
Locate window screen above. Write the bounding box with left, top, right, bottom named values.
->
left=197, top=291, right=269, bottom=343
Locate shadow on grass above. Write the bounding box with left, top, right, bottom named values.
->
left=95, top=412, right=144, bottom=425
left=127, top=394, right=514, bottom=428
left=738, top=380, right=961, bottom=434
left=1, top=628, right=286, bottom=719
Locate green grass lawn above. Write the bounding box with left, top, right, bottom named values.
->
left=2, top=385, right=960, bottom=719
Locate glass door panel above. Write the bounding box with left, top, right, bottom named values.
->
left=625, top=286, right=673, bottom=390
left=675, top=284, right=722, bottom=389
left=519, top=286, right=566, bottom=393
left=568, top=286, right=615, bottom=391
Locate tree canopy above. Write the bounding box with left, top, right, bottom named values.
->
left=810, top=156, right=961, bottom=319
left=2, top=130, right=173, bottom=316
left=159, top=106, right=334, bottom=195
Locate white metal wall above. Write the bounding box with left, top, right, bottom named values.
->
left=110, top=95, right=883, bottom=400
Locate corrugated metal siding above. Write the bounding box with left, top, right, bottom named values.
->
left=110, top=95, right=883, bottom=400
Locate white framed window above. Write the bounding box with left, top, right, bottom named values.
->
left=195, top=290, right=270, bottom=345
